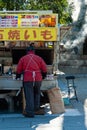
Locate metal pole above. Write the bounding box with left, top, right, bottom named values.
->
left=53, top=24, right=60, bottom=74
left=57, top=24, right=60, bottom=74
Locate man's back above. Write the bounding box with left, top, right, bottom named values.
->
left=17, top=51, right=47, bottom=81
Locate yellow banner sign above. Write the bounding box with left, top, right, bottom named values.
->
left=0, top=28, right=57, bottom=41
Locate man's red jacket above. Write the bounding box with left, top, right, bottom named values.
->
left=16, top=51, right=47, bottom=82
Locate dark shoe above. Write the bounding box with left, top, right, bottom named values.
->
left=35, top=109, right=45, bottom=115
left=23, top=111, right=34, bottom=118
left=24, top=114, right=34, bottom=118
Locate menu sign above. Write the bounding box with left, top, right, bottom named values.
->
left=20, top=14, right=39, bottom=27
left=0, top=15, right=18, bottom=28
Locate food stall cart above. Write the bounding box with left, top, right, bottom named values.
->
left=0, top=10, right=59, bottom=112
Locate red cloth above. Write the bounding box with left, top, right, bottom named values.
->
left=16, top=51, right=47, bottom=81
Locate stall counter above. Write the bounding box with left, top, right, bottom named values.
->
left=0, top=75, right=58, bottom=112
left=0, top=76, right=58, bottom=90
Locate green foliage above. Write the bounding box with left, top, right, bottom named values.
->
left=0, top=0, right=73, bottom=24
left=25, top=0, right=73, bottom=24
left=0, top=0, right=26, bottom=10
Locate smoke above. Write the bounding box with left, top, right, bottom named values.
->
left=63, top=0, right=87, bottom=53
left=68, top=0, right=81, bottom=22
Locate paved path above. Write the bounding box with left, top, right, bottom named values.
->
left=0, top=99, right=86, bottom=130
left=0, top=105, right=86, bottom=130
left=0, top=74, right=87, bottom=130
